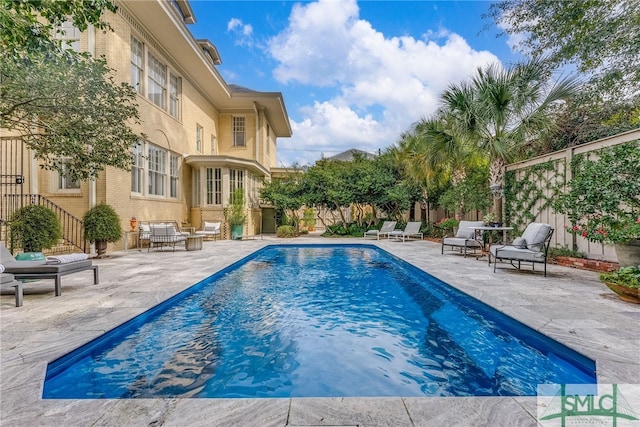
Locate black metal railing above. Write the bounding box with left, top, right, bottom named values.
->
left=1, top=194, right=87, bottom=253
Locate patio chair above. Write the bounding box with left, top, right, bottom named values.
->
left=0, top=243, right=98, bottom=297
left=148, top=223, right=187, bottom=251
left=388, top=222, right=423, bottom=242
left=363, top=221, right=397, bottom=240
left=441, top=220, right=485, bottom=258
left=488, top=222, right=554, bottom=277
left=195, top=221, right=221, bottom=241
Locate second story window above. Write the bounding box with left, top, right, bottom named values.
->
left=55, top=21, right=80, bottom=52
left=169, top=73, right=180, bottom=118
left=233, top=116, right=246, bottom=147
left=196, top=124, right=203, bottom=152
left=148, top=53, right=167, bottom=109
left=130, top=36, right=144, bottom=94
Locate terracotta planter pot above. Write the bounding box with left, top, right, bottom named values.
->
left=604, top=282, right=640, bottom=304
left=614, top=239, right=640, bottom=267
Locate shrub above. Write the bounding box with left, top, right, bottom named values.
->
left=600, top=265, right=640, bottom=289
left=83, top=204, right=122, bottom=243
left=9, top=205, right=62, bottom=252
left=548, top=246, right=587, bottom=260
left=276, top=225, right=296, bottom=238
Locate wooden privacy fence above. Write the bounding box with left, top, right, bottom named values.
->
left=504, top=128, right=640, bottom=262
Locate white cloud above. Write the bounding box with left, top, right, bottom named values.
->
left=227, top=18, right=254, bottom=46
left=268, top=0, right=501, bottom=166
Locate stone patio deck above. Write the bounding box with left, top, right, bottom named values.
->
left=1, top=236, right=639, bottom=426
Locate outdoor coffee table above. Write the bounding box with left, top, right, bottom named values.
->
left=185, top=235, right=204, bottom=251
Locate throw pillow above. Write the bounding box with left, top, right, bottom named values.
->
left=512, top=237, right=527, bottom=249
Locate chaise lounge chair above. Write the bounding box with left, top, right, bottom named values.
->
left=1, top=243, right=99, bottom=297
left=488, top=222, right=554, bottom=277
left=441, top=220, right=485, bottom=258
left=363, top=221, right=397, bottom=240
left=388, top=222, right=423, bottom=242
left=1, top=271, right=23, bottom=307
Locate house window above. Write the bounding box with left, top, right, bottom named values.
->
left=55, top=21, right=80, bottom=52
left=205, top=167, right=222, bottom=205
left=196, top=124, right=203, bottom=152
left=148, top=53, right=167, bottom=109
left=214, top=168, right=222, bottom=204
left=169, top=153, right=179, bottom=198
left=57, top=158, right=80, bottom=190
left=169, top=73, right=180, bottom=118
left=229, top=169, right=244, bottom=203
left=233, top=116, right=246, bottom=147
left=130, top=36, right=144, bottom=94
left=148, top=145, right=166, bottom=196
left=131, top=143, right=144, bottom=193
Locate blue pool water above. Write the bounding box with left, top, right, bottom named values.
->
left=43, top=245, right=596, bottom=398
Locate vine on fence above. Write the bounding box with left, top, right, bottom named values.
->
left=504, top=160, right=565, bottom=234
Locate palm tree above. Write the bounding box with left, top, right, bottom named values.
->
left=440, top=58, right=581, bottom=219
left=397, top=113, right=485, bottom=218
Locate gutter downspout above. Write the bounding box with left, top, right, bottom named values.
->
left=88, top=25, right=96, bottom=254
left=253, top=102, right=260, bottom=163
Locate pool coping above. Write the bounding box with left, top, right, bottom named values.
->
left=2, top=237, right=639, bottom=426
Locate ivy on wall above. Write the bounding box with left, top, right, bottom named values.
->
left=504, top=160, right=565, bottom=234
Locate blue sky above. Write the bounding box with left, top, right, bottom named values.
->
left=188, top=0, right=524, bottom=166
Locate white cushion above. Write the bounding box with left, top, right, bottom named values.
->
left=443, top=237, right=482, bottom=248
left=490, top=245, right=546, bottom=262
left=203, top=221, right=221, bottom=232
left=456, top=221, right=485, bottom=239
left=512, top=237, right=527, bottom=249
left=521, top=223, right=551, bottom=252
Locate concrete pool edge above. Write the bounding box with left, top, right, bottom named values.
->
left=2, top=237, right=639, bottom=426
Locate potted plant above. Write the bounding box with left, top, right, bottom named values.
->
left=599, top=265, right=640, bottom=304
left=554, top=142, right=640, bottom=267
left=8, top=205, right=62, bottom=259
left=83, top=204, right=122, bottom=257
left=224, top=188, right=246, bottom=240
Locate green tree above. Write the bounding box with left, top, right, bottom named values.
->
left=1, top=51, right=142, bottom=181
left=1, top=0, right=142, bottom=180
left=260, top=172, right=304, bottom=229
left=437, top=166, right=492, bottom=218
left=487, top=0, right=640, bottom=99
left=440, top=58, right=580, bottom=219
left=1, top=0, right=117, bottom=58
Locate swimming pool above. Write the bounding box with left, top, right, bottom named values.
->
left=43, top=244, right=596, bottom=398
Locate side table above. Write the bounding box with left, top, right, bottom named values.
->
left=124, top=231, right=140, bottom=251
left=185, top=235, right=204, bottom=251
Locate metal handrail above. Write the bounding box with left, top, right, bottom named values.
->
left=1, top=194, right=87, bottom=253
